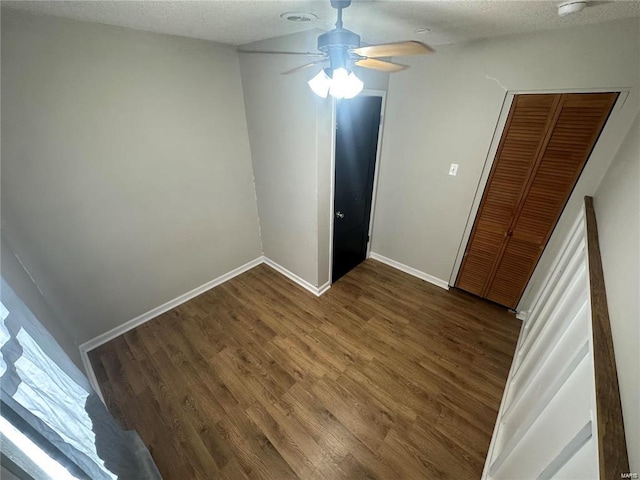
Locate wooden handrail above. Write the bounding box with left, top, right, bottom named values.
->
left=584, top=196, right=629, bottom=479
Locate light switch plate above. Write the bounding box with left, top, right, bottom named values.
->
left=449, top=163, right=459, bottom=176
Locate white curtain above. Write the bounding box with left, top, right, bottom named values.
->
left=0, top=278, right=161, bottom=479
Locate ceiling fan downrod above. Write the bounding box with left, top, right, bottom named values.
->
left=319, top=0, right=361, bottom=71
left=332, top=0, right=350, bottom=29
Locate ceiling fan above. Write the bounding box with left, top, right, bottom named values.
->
left=238, top=0, right=434, bottom=99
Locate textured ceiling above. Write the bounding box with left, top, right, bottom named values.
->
left=3, top=0, right=640, bottom=47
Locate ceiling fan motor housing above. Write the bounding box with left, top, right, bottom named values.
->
left=330, top=0, right=352, bottom=9
left=318, top=29, right=360, bottom=52
left=318, top=29, right=361, bottom=70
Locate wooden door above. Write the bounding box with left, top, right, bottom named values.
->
left=332, top=96, right=382, bottom=283
left=456, top=93, right=618, bottom=308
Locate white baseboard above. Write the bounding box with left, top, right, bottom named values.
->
left=79, top=255, right=329, bottom=357
left=78, top=256, right=263, bottom=359
left=79, top=255, right=264, bottom=398
left=262, top=257, right=329, bottom=297
left=369, top=252, right=450, bottom=290
left=516, top=310, right=528, bottom=321
left=80, top=348, right=106, bottom=404
left=317, top=281, right=331, bottom=296
left=79, top=256, right=333, bottom=395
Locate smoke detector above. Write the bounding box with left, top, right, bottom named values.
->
left=558, top=1, right=588, bottom=16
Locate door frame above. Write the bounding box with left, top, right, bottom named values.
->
left=448, top=87, right=630, bottom=291
left=328, top=89, right=387, bottom=285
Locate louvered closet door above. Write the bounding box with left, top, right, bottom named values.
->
left=457, top=93, right=618, bottom=308
left=455, top=95, right=561, bottom=297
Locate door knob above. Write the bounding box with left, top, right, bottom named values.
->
left=335, top=211, right=345, bottom=219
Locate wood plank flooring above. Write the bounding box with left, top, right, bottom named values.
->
left=89, top=260, right=521, bottom=479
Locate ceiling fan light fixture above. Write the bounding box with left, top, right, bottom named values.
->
left=328, top=67, right=349, bottom=98
left=308, top=68, right=364, bottom=99
left=329, top=68, right=364, bottom=99
left=308, top=69, right=332, bottom=98
left=344, top=71, right=364, bottom=99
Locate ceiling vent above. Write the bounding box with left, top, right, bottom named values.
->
left=557, top=1, right=588, bottom=16
left=280, top=12, right=318, bottom=22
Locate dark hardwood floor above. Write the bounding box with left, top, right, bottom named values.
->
left=89, top=260, right=521, bottom=479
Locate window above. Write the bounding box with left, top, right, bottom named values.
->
left=0, top=285, right=116, bottom=480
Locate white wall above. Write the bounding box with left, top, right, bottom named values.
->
left=1, top=236, right=81, bottom=369
left=372, top=18, right=640, bottom=293
left=239, top=30, right=388, bottom=288
left=239, top=30, right=324, bottom=287
left=593, top=112, right=640, bottom=473
left=1, top=9, right=262, bottom=345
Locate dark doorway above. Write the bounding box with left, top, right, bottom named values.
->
left=332, top=95, right=383, bottom=283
